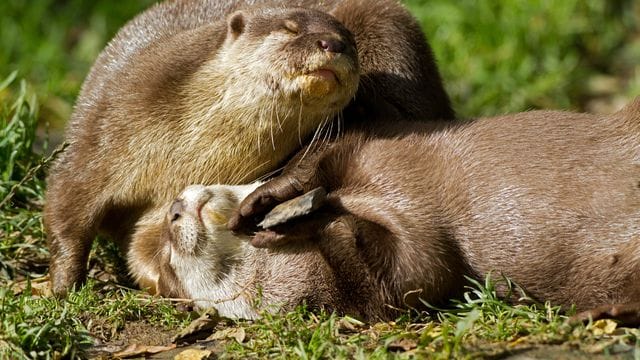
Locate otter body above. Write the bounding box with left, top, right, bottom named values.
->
left=162, top=99, right=640, bottom=320
left=45, top=0, right=453, bottom=295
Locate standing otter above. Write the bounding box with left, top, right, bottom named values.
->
left=45, top=0, right=454, bottom=295
left=155, top=98, right=640, bottom=320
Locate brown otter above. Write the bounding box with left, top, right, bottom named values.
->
left=157, top=98, right=640, bottom=321
left=45, top=0, right=454, bottom=295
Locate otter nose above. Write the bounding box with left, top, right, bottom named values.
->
left=317, top=38, right=346, bottom=53
left=170, top=199, right=184, bottom=222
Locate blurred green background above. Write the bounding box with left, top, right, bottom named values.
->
left=1, top=0, right=639, bottom=131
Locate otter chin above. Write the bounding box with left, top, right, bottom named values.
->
left=298, top=68, right=340, bottom=97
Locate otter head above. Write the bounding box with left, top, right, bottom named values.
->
left=222, top=7, right=358, bottom=106
left=188, top=8, right=359, bottom=142
left=129, top=184, right=262, bottom=317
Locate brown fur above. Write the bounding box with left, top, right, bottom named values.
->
left=45, top=0, right=453, bottom=295
left=222, top=98, right=640, bottom=320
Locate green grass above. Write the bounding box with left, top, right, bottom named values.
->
left=0, top=74, right=192, bottom=358
left=0, top=280, right=192, bottom=359
left=0, top=0, right=155, bottom=127
left=0, top=72, right=48, bottom=282
left=1, top=1, right=640, bottom=358
left=218, top=277, right=639, bottom=359
left=405, top=0, right=640, bottom=117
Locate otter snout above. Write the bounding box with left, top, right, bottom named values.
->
left=317, top=37, right=346, bottom=53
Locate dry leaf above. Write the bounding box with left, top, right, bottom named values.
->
left=259, top=187, right=326, bottom=228
left=584, top=339, right=618, bottom=354
left=337, top=316, right=365, bottom=333
left=207, top=327, right=246, bottom=343
left=8, top=275, right=51, bottom=297
left=589, top=319, right=617, bottom=336
left=113, top=343, right=176, bottom=358
left=173, top=308, right=221, bottom=344
left=174, top=348, right=214, bottom=360
left=387, top=338, right=418, bottom=352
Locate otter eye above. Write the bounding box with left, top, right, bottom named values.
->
left=283, top=20, right=299, bottom=34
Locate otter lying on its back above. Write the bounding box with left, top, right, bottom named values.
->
left=45, top=0, right=454, bottom=296
left=157, top=99, right=640, bottom=320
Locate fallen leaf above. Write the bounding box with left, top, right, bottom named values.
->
left=207, top=327, right=246, bottom=343
left=113, top=343, right=176, bottom=358
left=387, top=338, right=418, bottom=352
left=232, top=327, right=245, bottom=343
left=337, top=316, right=365, bottom=333
left=259, top=187, right=326, bottom=228
left=173, top=308, right=221, bottom=344
left=589, top=319, right=617, bottom=336
left=8, top=275, right=51, bottom=297
left=174, top=348, right=214, bottom=360
left=508, top=336, right=530, bottom=347
left=584, top=338, right=618, bottom=354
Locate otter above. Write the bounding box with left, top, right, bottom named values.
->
left=45, top=0, right=454, bottom=295
left=156, top=98, right=640, bottom=321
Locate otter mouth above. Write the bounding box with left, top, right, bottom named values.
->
left=294, top=64, right=349, bottom=98
left=304, top=68, right=339, bottom=85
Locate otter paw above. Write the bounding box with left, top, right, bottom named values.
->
left=569, top=302, right=640, bottom=327
left=228, top=177, right=307, bottom=233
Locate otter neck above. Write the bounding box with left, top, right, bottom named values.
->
left=178, top=62, right=338, bottom=183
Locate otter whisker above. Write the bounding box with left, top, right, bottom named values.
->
left=227, top=157, right=257, bottom=184
left=274, top=96, right=284, bottom=132
left=298, top=90, right=304, bottom=146
left=231, top=158, right=271, bottom=185
left=255, top=165, right=285, bottom=182
left=336, top=110, right=343, bottom=139
left=267, top=99, right=276, bottom=151
left=315, top=115, right=332, bottom=152
left=296, top=116, right=328, bottom=165
left=325, top=115, right=334, bottom=145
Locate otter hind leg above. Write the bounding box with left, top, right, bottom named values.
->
left=45, top=191, right=103, bottom=296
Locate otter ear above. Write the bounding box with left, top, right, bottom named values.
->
left=228, top=11, right=246, bottom=39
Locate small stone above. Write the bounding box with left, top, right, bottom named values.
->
left=259, top=187, right=327, bottom=229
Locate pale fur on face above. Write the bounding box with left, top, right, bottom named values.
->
left=166, top=183, right=264, bottom=319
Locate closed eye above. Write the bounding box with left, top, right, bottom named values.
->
left=283, top=20, right=299, bottom=35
